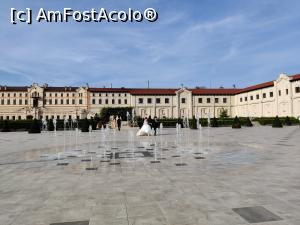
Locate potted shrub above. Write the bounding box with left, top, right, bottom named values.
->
left=272, top=116, right=283, bottom=128
left=284, top=116, right=292, bottom=126
left=28, top=119, right=41, bottom=133
left=210, top=117, right=219, bottom=127
left=189, top=116, right=197, bottom=129
left=1, top=120, right=11, bottom=132
left=81, top=118, right=90, bottom=132
left=48, top=119, right=54, bottom=131
left=245, top=117, right=253, bottom=127
left=232, top=116, right=241, bottom=129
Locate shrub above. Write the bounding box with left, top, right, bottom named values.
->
left=232, top=116, right=241, bottom=129
left=189, top=116, right=197, bottom=129
left=272, top=116, right=283, bottom=128
left=48, top=119, right=54, bottom=131
left=244, top=117, right=253, bottom=127
left=81, top=118, right=90, bottom=132
left=28, top=119, right=41, bottom=133
left=177, top=117, right=183, bottom=128
left=210, top=117, right=219, bottom=127
left=135, top=116, right=143, bottom=128
left=284, top=116, right=292, bottom=126
left=1, top=120, right=11, bottom=132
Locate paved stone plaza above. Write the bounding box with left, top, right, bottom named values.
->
left=0, top=126, right=300, bottom=225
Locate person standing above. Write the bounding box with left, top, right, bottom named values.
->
left=117, top=115, right=122, bottom=131
left=153, top=116, right=159, bottom=136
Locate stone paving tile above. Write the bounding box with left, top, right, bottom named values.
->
left=0, top=127, right=300, bottom=225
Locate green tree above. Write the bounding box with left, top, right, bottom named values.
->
left=219, top=108, right=229, bottom=119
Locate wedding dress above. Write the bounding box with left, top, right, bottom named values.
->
left=136, top=119, right=152, bottom=136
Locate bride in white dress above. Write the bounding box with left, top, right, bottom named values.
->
left=136, top=118, right=152, bottom=136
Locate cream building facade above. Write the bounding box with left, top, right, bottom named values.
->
left=1, top=73, right=300, bottom=120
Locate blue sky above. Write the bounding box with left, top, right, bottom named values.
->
left=1, top=0, right=300, bottom=88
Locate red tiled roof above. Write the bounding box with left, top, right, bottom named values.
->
left=0, top=86, right=28, bottom=91
left=45, top=87, right=78, bottom=92
left=191, top=88, right=241, bottom=95
left=290, top=74, right=300, bottom=81
left=238, top=81, right=274, bottom=94
left=130, top=89, right=177, bottom=95
left=88, top=88, right=131, bottom=93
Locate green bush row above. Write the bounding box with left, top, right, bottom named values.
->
left=0, top=119, right=102, bottom=132
left=253, top=117, right=299, bottom=125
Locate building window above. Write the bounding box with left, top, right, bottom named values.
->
left=13, top=99, right=16, bottom=105
left=244, top=97, right=247, bottom=101
left=278, top=90, right=281, bottom=96
left=138, top=98, right=143, bottom=104
left=1, top=99, right=4, bottom=105
left=296, top=87, right=300, bottom=93
left=7, top=99, right=10, bottom=105
left=112, top=93, right=114, bottom=97
left=215, top=98, right=219, bottom=103
left=92, top=93, right=95, bottom=97
left=92, top=99, right=95, bottom=104
left=198, top=98, right=202, bottom=103
left=118, top=99, right=121, bottom=104
left=181, top=98, right=186, bottom=104
left=25, top=100, right=28, bottom=105
left=112, top=99, right=115, bottom=104
left=61, top=93, right=63, bottom=97
left=124, top=99, right=128, bottom=104
left=18, top=116, right=21, bottom=120
left=118, top=94, right=121, bottom=97
left=105, top=99, right=108, bottom=104
left=207, top=98, right=211, bottom=103
left=270, top=92, right=273, bottom=97
left=263, top=93, right=266, bottom=98
left=55, top=93, right=58, bottom=97
left=19, top=99, right=22, bottom=105
left=60, top=99, right=63, bottom=104
left=67, top=93, right=69, bottom=97
left=147, top=98, right=152, bottom=104
left=256, top=94, right=259, bottom=100
left=125, top=93, right=127, bottom=97
left=19, top=93, right=22, bottom=97
left=165, top=98, right=170, bottom=104
left=250, top=96, right=253, bottom=100
left=223, top=98, right=227, bottom=103
left=79, top=99, right=82, bottom=104
left=286, top=89, right=289, bottom=95
left=49, top=99, right=52, bottom=105
left=66, top=99, right=69, bottom=105
left=72, top=99, right=75, bottom=104
left=240, top=98, right=242, bottom=102
left=99, top=99, right=102, bottom=104
left=156, top=98, right=161, bottom=104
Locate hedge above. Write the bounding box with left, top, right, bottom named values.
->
left=253, top=117, right=299, bottom=125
